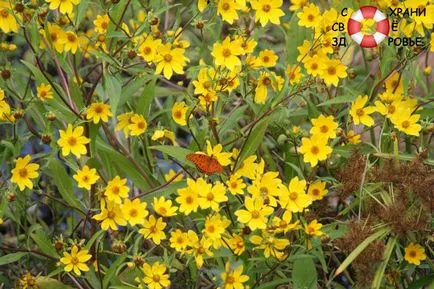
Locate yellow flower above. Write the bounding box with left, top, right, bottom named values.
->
left=198, top=0, right=208, bottom=12
left=279, top=176, right=311, bottom=212
left=271, top=210, right=300, bottom=233
left=248, top=170, right=282, bottom=207
left=128, top=114, right=147, bottom=136
left=93, top=14, right=109, bottom=34
left=57, top=124, right=90, bottom=158
left=59, top=31, right=80, bottom=53
left=73, top=165, right=100, bottom=190
left=226, top=234, right=245, bottom=255
left=0, top=2, right=18, bottom=33
left=139, top=262, right=171, bottom=289
left=299, top=134, right=332, bottom=167
left=0, top=88, right=12, bottom=121
left=250, top=231, right=289, bottom=259
left=0, top=218, right=3, bottom=225
left=349, top=95, right=376, bottom=127
left=258, top=49, right=278, bottom=67
left=11, top=155, right=39, bottom=191
left=192, top=67, right=216, bottom=95
left=305, top=219, right=323, bottom=236
left=170, top=229, right=189, bottom=252
left=93, top=200, right=127, bottom=230
left=217, top=0, right=241, bottom=24
left=321, top=59, right=347, bottom=87
left=115, top=112, right=134, bottom=137
left=221, top=263, right=249, bottom=289
left=289, top=0, right=308, bottom=11
left=36, top=83, right=53, bottom=101
left=307, top=181, right=328, bottom=201
left=155, top=43, right=188, bottom=79
left=344, top=130, right=361, bottom=144
left=139, top=215, right=167, bottom=245
left=206, top=140, right=232, bottom=166
left=176, top=178, right=200, bottom=215
left=226, top=175, right=246, bottom=195
left=286, top=65, right=303, bottom=85
left=297, top=3, right=322, bottom=28
left=254, top=71, right=284, bottom=104
left=203, top=214, right=230, bottom=242
left=60, top=245, right=92, bottom=276
left=235, top=197, right=273, bottom=230
left=40, top=23, right=65, bottom=52
left=172, top=101, right=188, bottom=126
left=104, top=176, right=129, bottom=204
left=164, top=169, right=183, bottom=182
left=152, top=129, right=177, bottom=145
left=138, top=36, right=162, bottom=63
left=384, top=72, right=404, bottom=97
left=86, top=102, right=112, bottom=124
left=152, top=196, right=178, bottom=217
left=304, top=55, right=326, bottom=77
left=251, top=0, right=284, bottom=27
left=390, top=108, right=421, bottom=136
left=122, top=198, right=148, bottom=226
left=211, top=37, right=243, bottom=70
left=199, top=181, right=228, bottom=211
left=187, top=231, right=213, bottom=268
left=404, top=243, right=427, bottom=265
left=310, top=114, right=338, bottom=140
left=46, top=0, right=80, bottom=15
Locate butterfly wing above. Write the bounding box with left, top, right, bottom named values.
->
left=187, top=153, right=223, bottom=175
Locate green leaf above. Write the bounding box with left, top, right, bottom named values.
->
left=103, top=254, right=127, bottom=289
left=317, top=94, right=357, bottom=106
left=292, top=257, right=317, bottom=289
left=0, top=252, right=27, bottom=266
left=105, top=75, right=122, bottom=115
left=238, top=119, right=269, bottom=163
left=150, top=145, right=193, bottom=165
left=408, top=275, right=434, bottom=289
left=334, top=227, right=391, bottom=277
left=75, top=0, right=90, bottom=25
left=137, top=78, right=156, bottom=117
left=372, top=236, right=397, bottom=289
left=46, top=158, right=84, bottom=213
left=30, top=232, right=59, bottom=258
left=84, top=230, right=106, bottom=250
left=257, top=278, right=290, bottom=289
left=36, top=277, right=74, bottom=289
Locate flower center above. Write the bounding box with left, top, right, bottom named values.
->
left=0, top=9, right=9, bottom=18
left=68, top=136, right=77, bottom=146
left=40, top=91, right=47, bottom=97
left=164, top=54, right=172, bottom=62
left=82, top=175, right=89, bottom=182
left=312, top=189, right=320, bottom=196
left=320, top=125, right=329, bottom=133
left=226, top=275, right=235, bottom=284
left=19, top=168, right=28, bottom=178
left=152, top=275, right=161, bottom=282
left=137, top=121, right=145, bottom=129
left=222, top=2, right=230, bottom=10
left=143, top=46, right=152, bottom=54
left=311, top=63, right=318, bottom=70
left=206, top=192, right=214, bottom=201
left=222, top=48, right=231, bottom=57
left=67, top=34, right=77, bottom=43
left=262, top=4, right=271, bottom=12
left=409, top=251, right=417, bottom=258
left=129, top=209, right=138, bottom=217
left=197, top=247, right=206, bottom=254
left=150, top=225, right=157, bottom=233
left=177, top=237, right=184, bottom=244
left=251, top=210, right=260, bottom=218
left=289, top=192, right=298, bottom=200
left=107, top=211, right=116, bottom=219
left=262, top=56, right=270, bottom=63
left=71, top=256, right=80, bottom=265
left=262, top=77, right=271, bottom=85
left=356, top=108, right=364, bottom=117
left=174, top=110, right=182, bottom=119
left=159, top=207, right=167, bottom=215
left=101, top=21, right=108, bottom=29
left=402, top=120, right=410, bottom=129
left=310, top=146, right=320, bottom=154
left=207, top=225, right=215, bottom=233
left=186, top=196, right=194, bottom=204
left=231, top=182, right=238, bottom=189
left=307, top=14, right=314, bottom=21
left=112, top=186, right=120, bottom=195
left=94, top=105, right=103, bottom=113
left=327, top=66, right=336, bottom=75
left=388, top=105, right=396, bottom=114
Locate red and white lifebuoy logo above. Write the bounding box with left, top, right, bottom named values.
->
left=347, top=6, right=390, bottom=48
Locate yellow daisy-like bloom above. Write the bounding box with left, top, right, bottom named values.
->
left=93, top=14, right=109, bottom=34
left=187, top=230, right=213, bottom=268
left=41, top=23, right=65, bottom=53
left=304, top=55, right=326, bottom=77
left=60, top=245, right=92, bottom=276
left=226, top=175, right=246, bottom=195
left=310, top=114, right=338, bottom=140
left=258, top=49, right=278, bottom=67
left=404, top=243, right=427, bottom=265
left=93, top=200, right=127, bottom=231
left=211, top=37, right=243, bottom=70
left=170, top=229, right=189, bottom=252
left=297, top=3, right=322, bottom=28
left=390, top=108, right=421, bottom=136
left=206, top=140, right=232, bottom=166
left=153, top=129, right=178, bottom=145
left=73, top=165, right=100, bottom=190
left=128, top=114, right=148, bottom=136
left=154, top=43, right=188, bottom=79
left=321, top=59, right=347, bottom=87
left=251, top=0, right=285, bottom=27
left=217, top=0, right=241, bottom=24
left=164, top=169, right=183, bottom=182
left=307, top=181, right=328, bottom=201
left=199, top=180, right=228, bottom=211
left=19, top=272, right=38, bottom=289
left=46, top=0, right=80, bottom=15
left=349, top=95, right=376, bottom=127
left=0, top=88, right=12, bottom=121
left=289, top=0, right=308, bottom=11
left=305, top=219, right=324, bottom=236
left=221, top=263, right=249, bottom=289
left=176, top=178, right=200, bottom=215
left=226, top=233, right=245, bottom=255
left=139, top=215, right=167, bottom=245
left=153, top=196, right=178, bottom=217
left=104, top=176, right=129, bottom=204
left=250, top=231, right=289, bottom=259
left=122, top=198, right=148, bottom=226
left=255, top=71, right=284, bottom=104
left=279, top=176, right=312, bottom=212
left=384, top=72, right=404, bottom=96
left=59, top=31, right=80, bottom=54
left=115, top=112, right=134, bottom=137
left=344, top=130, right=361, bottom=144
left=11, top=155, right=40, bottom=191
left=0, top=2, right=18, bottom=33
left=286, top=65, right=303, bottom=85
left=36, top=83, right=53, bottom=101
left=138, top=36, right=162, bottom=63
left=172, top=101, right=188, bottom=126
left=140, top=262, right=171, bottom=289
left=299, top=134, right=332, bottom=167
left=234, top=197, right=273, bottom=230
left=86, top=102, right=112, bottom=124
left=57, top=124, right=90, bottom=158
left=203, top=214, right=229, bottom=241
left=271, top=210, right=300, bottom=233
left=192, top=67, right=216, bottom=95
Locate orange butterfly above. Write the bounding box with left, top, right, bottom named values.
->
left=186, top=153, right=224, bottom=175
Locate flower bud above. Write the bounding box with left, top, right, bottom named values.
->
left=195, top=21, right=204, bottom=29
left=133, top=256, right=145, bottom=266
left=41, top=134, right=51, bottom=144
left=7, top=192, right=16, bottom=202
left=13, top=110, right=24, bottom=119
left=14, top=3, right=25, bottom=13
left=47, top=112, right=56, bottom=121
left=150, top=17, right=159, bottom=26
left=1, top=69, right=11, bottom=80
left=127, top=50, right=137, bottom=59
